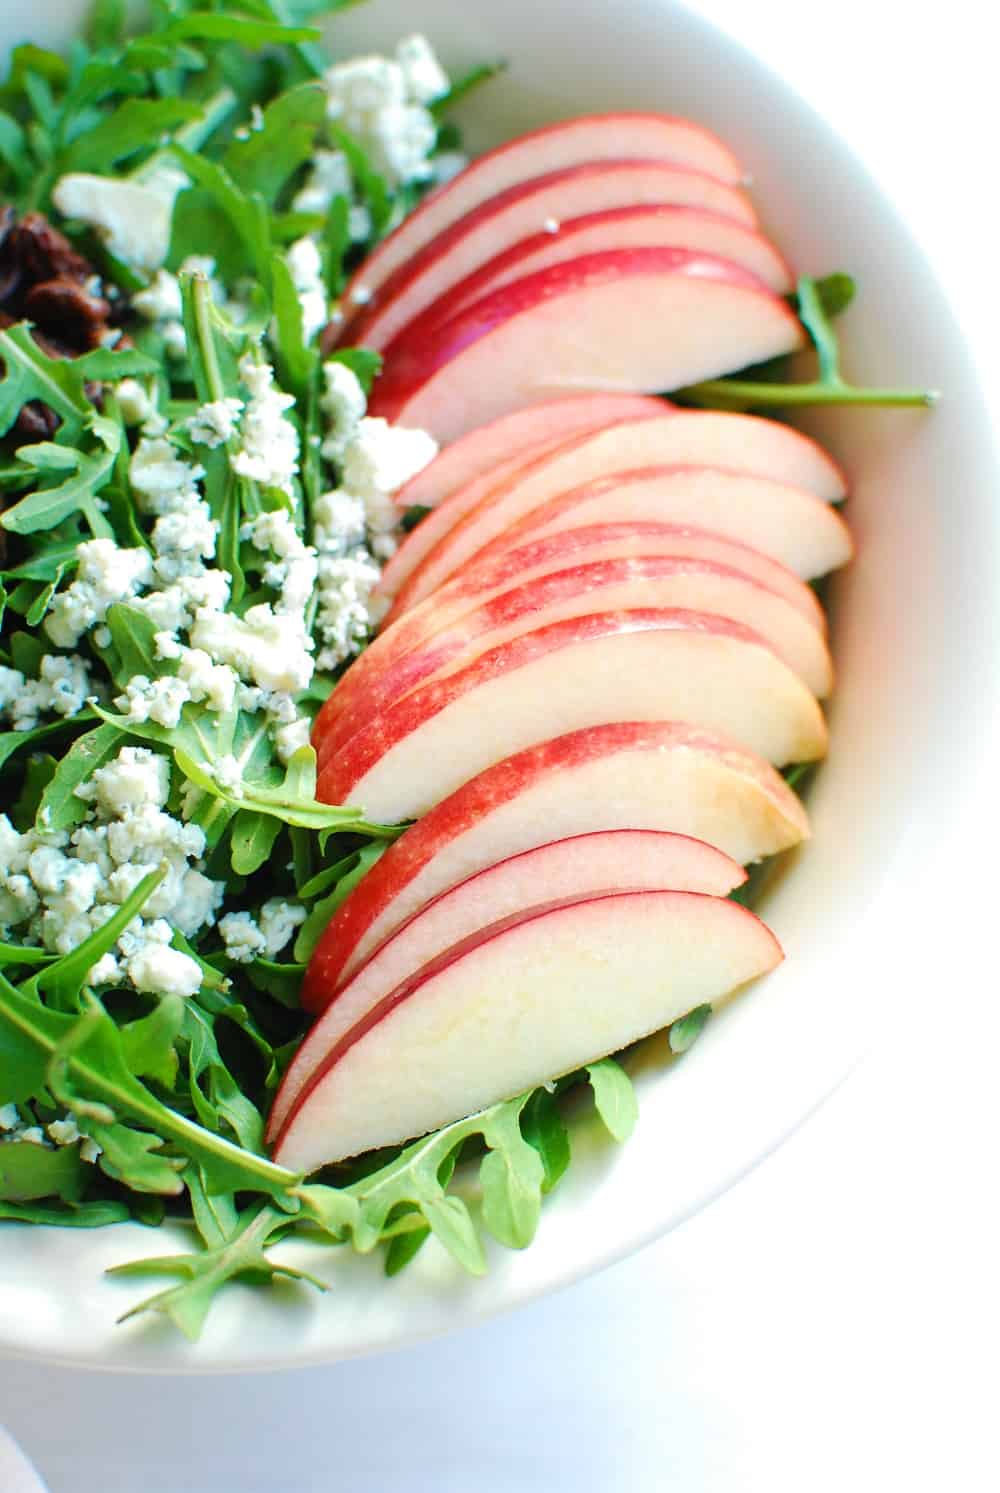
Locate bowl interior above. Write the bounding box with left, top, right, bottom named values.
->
left=1, top=0, right=997, bottom=1372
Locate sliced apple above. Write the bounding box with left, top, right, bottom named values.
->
left=367, top=249, right=805, bottom=440
left=393, top=394, right=666, bottom=512
left=274, top=890, right=783, bottom=1170
left=381, top=412, right=848, bottom=617
left=334, top=113, right=747, bottom=336
left=307, top=721, right=808, bottom=1001
left=314, top=523, right=826, bottom=753
left=268, top=829, right=746, bottom=1136
left=347, top=164, right=761, bottom=352
left=317, top=558, right=833, bottom=765
left=378, top=398, right=668, bottom=604
left=318, top=609, right=827, bottom=821
left=367, top=204, right=795, bottom=352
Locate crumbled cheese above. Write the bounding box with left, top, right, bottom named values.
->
left=0, top=1104, right=19, bottom=1131
left=313, top=551, right=381, bottom=670
left=52, top=168, right=187, bottom=272
left=0, top=654, right=94, bottom=733
left=132, top=268, right=183, bottom=323
left=313, top=489, right=367, bottom=552
left=285, top=236, right=328, bottom=343
left=113, top=674, right=192, bottom=729
left=395, top=35, right=450, bottom=104
left=211, top=755, right=244, bottom=797
left=245, top=509, right=318, bottom=618
left=219, top=910, right=268, bottom=963
left=130, top=437, right=206, bottom=516
left=174, top=648, right=239, bottom=713
left=186, top=398, right=244, bottom=449
left=273, top=716, right=311, bottom=763
left=116, top=378, right=156, bottom=426
left=86, top=746, right=170, bottom=815
left=430, top=151, right=469, bottom=185
left=337, top=415, right=437, bottom=555
left=231, top=356, right=300, bottom=495
left=46, top=1117, right=80, bottom=1146
left=258, top=898, right=307, bottom=957
left=190, top=603, right=314, bottom=694
left=45, top=539, right=153, bottom=648
left=87, top=952, right=122, bottom=986
left=320, top=360, right=367, bottom=460
left=127, top=942, right=203, bottom=998
left=292, top=148, right=352, bottom=215
left=321, top=35, right=446, bottom=186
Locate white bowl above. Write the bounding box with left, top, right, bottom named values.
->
left=2, top=0, right=997, bottom=1373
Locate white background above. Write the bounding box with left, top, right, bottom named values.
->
left=2, top=2, right=999, bottom=1489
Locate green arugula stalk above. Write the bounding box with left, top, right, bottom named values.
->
left=679, top=274, right=938, bottom=410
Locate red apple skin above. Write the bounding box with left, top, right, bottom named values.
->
left=346, top=163, right=765, bottom=353
left=366, top=247, right=802, bottom=433
left=381, top=414, right=848, bottom=623
left=392, top=394, right=667, bottom=513
left=274, top=890, right=783, bottom=1169
left=377, top=399, right=669, bottom=605
left=334, top=112, right=747, bottom=335
left=313, top=523, right=825, bottom=754
left=367, top=204, right=795, bottom=353
left=315, top=555, right=833, bottom=765
left=303, top=720, right=808, bottom=1008
left=318, top=609, right=827, bottom=819
left=266, top=828, right=746, bottom=1135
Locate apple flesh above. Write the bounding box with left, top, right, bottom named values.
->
left=273, top=890, right=783, bottom=1170
left=334, top=112, right=747, bottom=336
left=378, top=398, right=667, bottom=605
left=381, top=412, right=848, bottom=620
left=346, top=163, right=762, bottom=352
left=313, top=526, right=826, bottom=753
left=306, top=720, right=808, bottom=1003
left=267, top=829, right=746, bottom=1136
left=393, top=394, right=667, bottom=513
left=367, top=249, right=805, bottom=440
left=317, top=558, right=834, bottom=765
left=366, top=204, right=795, bottom=353
left=317, top=609, right=828, bottom=821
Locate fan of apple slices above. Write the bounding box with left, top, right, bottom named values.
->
left=269, top=113, right=853, bottom=1176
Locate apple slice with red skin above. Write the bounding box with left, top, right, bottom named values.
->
left=317, top=609, right=828, bottom=822
left=380, top=411, right=847, bottom=616
left=314, top=522, right=825, bottom=753
left=363, top=204, right=794, bottom=353
left=335, top=113, right=746, bottom=337
left=267, top=829, right=746, bottom=1137
left=379, top=398, right=668, bottom=604
left=305, top=721, right=808, bottom=1004
left=367, top=249, right=805, bottom=441
left=390, top=464, right=852, bottom=624
left=317, top=558, right=834, bottom=767
left=393, top=394, right=666, bottom=512
left=273, top=890, right=783, bottom=1170
left=346, top=163, right=762, bottom=353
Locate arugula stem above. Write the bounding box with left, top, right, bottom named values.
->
left=188, top=275, right=227, bottom=404
left=680, top=378, right=937, bottom=409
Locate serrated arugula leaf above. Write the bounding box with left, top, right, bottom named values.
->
left=120, top=997, right=185, bottom=1089
left=0, top=976, right=300, bottom=1200
left=110, top=1202, right=320, bottom=1342
left=0, top=323, right=92, bottom=441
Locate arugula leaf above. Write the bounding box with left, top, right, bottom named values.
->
left=586, top=1058, right=639, bottom=1142
left=668, top=1004, right=712, bottom=1055
left=230, top=809, right=283, bottom=875
left=223, top=81, right=326, bottom=204
left=0, top=1138, right=85, bottom=1203
left=0, top=975, right=300, bottom=1200
left=161, top=13, right=323, bottom=48
left=271, top=249, right=318, bottom=399
left=171, top=145, right=273, bottom=289
left=87, top=0, right=128, bottom=49
left=293, top=842, right=387, bottom=961
left=2, top=443, right=117, bottom=537
left=0, top=1197, right=130, bottom=1228
left=431, top=61, right=506, bottom=119
left=0, top=322, right=93, bottom=442
left=60, top=97, right=204, bottom=172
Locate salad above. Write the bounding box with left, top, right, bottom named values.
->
left=0, top=1, right=932, bottom=1342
